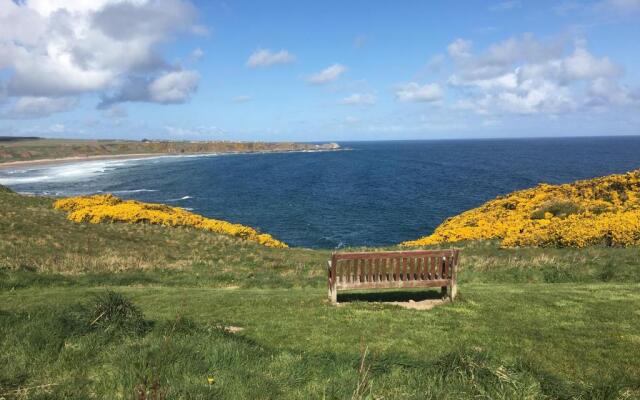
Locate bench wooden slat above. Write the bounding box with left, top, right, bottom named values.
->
left=428, top=257, right=436, bottom=279
left=350, top=259, right=357, bottom=283
left=411, top=257, right=417, bottom=281
left=373, top=258, right=378, bottom=282
left=333, top=250, right=456, bottom=260
left=443, top=254, right=450, bottom=279
left=384, top=258, right=390, bottom=282
left=433, top=256, right=441, bottom=279
left=336, top=279, right=451, bottom=290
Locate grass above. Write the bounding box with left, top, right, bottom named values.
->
left=1, top=186, right=640, bottom=398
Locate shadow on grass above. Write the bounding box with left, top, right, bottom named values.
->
left=338, top=289, right=444, bottom=303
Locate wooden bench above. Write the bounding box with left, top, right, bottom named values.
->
left=327, top=249, right=459, bottom=304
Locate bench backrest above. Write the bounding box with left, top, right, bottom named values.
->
left=329, top=249, right=459, bottom=287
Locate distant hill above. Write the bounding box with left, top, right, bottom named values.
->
left=0, top=136, right=41, bottom=142
left=0, top=138, right=340, bottom=163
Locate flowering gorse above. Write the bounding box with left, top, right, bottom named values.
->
left=54, top=194, right=288, bottom=248
left=402, top=169, right=640, bottom=248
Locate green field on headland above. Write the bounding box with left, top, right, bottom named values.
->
left=1, top=186, right=640, bottom=399
left=0, top=138, right=340, bottom=164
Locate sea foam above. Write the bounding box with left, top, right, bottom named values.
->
left=0, top=159, right=137, bottom=185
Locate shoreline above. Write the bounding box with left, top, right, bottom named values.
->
left=0, top=148, right=344, bottom=171
left=0, top=153, right=169, bottom=170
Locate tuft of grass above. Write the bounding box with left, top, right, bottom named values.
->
left=87, top=291, right=150, bottom=336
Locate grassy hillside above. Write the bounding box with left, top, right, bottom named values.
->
left=1, top=186, right=640, bottom=398
left=0, top=138, right=340, bottom=163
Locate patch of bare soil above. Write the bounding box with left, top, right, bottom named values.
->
left=388, top=298, right=449, bottom=310
left=221, top=325, right=244, bottom=333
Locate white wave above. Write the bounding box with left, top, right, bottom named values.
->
left=0, top=159, right=126, bottom=185
left=166, top=195, right=193, bottom=201
left=0, top=175, right=53, bottom=184
left=111, top=189, right=158, bottom=194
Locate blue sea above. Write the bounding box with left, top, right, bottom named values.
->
left=2, top=137, right=640, bottom=248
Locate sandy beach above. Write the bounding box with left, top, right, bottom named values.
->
left=0, top=146, right=344, bottom=171
left=0, top=153, right=170, bottom=170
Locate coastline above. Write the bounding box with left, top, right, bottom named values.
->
left=0, top=147, right=345, bottom=171
left=0, top=153, right=168, bottom=170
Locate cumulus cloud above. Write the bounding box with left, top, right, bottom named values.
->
left=308, top=64, right=347, bottom=85
left=446, top=34, right=631, bottom=115
left=339, top=93, right=376, bottom=105
left=586, top=78, right=640, bottom=108
left=148, top=70, right=200, bottom=103
left=246, top=49, right=296, bottom=68
left=395, top=82, right=443, bottom=103
left=0, top=0, right=203, bottom=118
left=98, top=70, right=200, bottom=108
left=3, top=96, right=76, bottom=119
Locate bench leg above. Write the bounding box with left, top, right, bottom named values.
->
left=440, top=286, right=447, bottom=298
left=328, top=285, right=337, bottom=304
left=450, top=280, right=457, bottom=301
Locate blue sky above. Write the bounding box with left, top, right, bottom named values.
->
left=0, top=0, right=639, bottom=141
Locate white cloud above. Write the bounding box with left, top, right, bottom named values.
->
left=246, top=49, right=295, bottom=68
left=164, top=124, right=226, bottom=138
left=561, top=47, right=621, bottom=81
left=149, top=70, right=200, bottom=103
left=449, top=72, right=518, bottom=90
left=496, top=81, right=575, bottom=114
left=3, top=96, right=76, bottom=119
left=49, top=123, right=67, bottom=133
left=98, top=70, right=200, bottom=107
left=307, top=64, right=347, bottom=85
left=446, top=35, right=630, bottom=115
left=102, top=104, right=128, bottom=119
left=395, top=82, right=443, bottom=103
left=232, top=95, right=253, bottom=103
left=190, top=47, right=204, bottom=61
left=339, top=93, right=376, bottom=105
left=427, top=54, right=445, bottom=71
left=0, top=0, right=203, bottom=117
left=586, top=78, right=640, bottom=108
left=447, top=39, right=473, bottom=59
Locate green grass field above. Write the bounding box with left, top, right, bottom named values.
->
left=1, top=186, right=640, bottom=399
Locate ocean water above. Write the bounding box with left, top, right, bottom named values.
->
left=2, top=137, right=640, bottom=248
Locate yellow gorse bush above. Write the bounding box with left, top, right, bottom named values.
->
left=402, top=169, right=640, bottom=248
left=54, top=194, right=288, bottom=248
